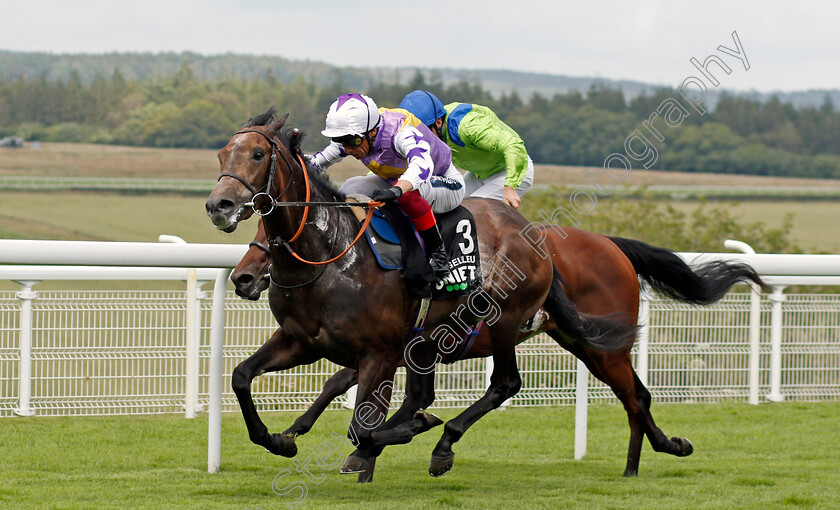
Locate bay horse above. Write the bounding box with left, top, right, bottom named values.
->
left=206, top=109, right=638, bottom=479
left=230, top=213, right=766, bottom=479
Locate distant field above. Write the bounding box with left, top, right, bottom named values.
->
left=0, top=190, right=254, bottom=244
left=532, top=163, right=840, bottom=190
left=0, top=142, right=369, bottom=181
left=1, top=143, right=838, bottom=254
left=5, top=142, right=840, bottom=190
left=669, top=200, right=840, bottom=253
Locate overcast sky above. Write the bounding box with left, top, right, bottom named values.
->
left=2, top=0, right=838, bottom=92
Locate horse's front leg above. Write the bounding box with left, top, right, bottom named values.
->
left=343, top=367, right=442, bottom=482
left=337, top=355, right=397, bottom=481
left=232, top=327, right=317, bottom=457
left=282, top=367, right=359, bottom=437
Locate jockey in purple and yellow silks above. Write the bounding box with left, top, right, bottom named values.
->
left=308, top=93, right=465, bottom=278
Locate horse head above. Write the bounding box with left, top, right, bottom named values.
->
left=231, top=219, right=272, bottom=300
left=205, top=107, right=291, bottom=233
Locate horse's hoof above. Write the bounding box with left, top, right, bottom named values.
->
left=356, top=469, right=374, bottom=483
left=672, top=436, right=694, bottom=457
left=622, top=469, right=638, bottom=477
left=263, top=433, right=297, bottom=457
left=429, top=451, right=455, bottom=477
left=281, top=425, right=308, bottom=437
left=415, top=410, right=444, bottom=431
left=339, top=454, right=371, bottom=474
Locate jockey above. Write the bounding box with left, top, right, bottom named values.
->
left=398, top=90, right=534, bottom=210
left=308, top=93, right=465, bottom=278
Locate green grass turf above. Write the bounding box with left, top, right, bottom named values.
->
left=2, top=402, right=839, bottom=509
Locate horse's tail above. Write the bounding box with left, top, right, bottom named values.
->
left=543, top=266, right=637, bottom=351
left=608, top=236, right=769, bottom=304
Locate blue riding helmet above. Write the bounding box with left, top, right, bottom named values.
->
left=398, top=90, right=446, bottom=127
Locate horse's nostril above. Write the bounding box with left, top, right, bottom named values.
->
left=218, top=199, right=236, bottom=213
left=206, top=198, right=236, bottom=215
left=206, top=198, right=236, bottom=216
left=235, top=274, right=254, bottom=286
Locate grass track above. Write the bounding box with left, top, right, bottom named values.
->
left=2, top=403, right=839, bottom=509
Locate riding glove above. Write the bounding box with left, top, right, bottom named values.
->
left=371, top=186, right=403, bottom=202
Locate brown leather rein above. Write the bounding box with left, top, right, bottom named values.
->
left=222, top=127, right=382, bottom=266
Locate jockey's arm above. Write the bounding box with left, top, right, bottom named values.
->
left=462, top=119, right=529, bottom=190
left=306, top=141, right=344, bottom=173
left=393, top=126, right=435, bottom=193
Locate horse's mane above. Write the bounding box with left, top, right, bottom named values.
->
left=243, top=107, right=278, bottom=128
left=244, top=107, right=346, bottom=203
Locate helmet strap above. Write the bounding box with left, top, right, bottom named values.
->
left=364, top=127, right=378, bottom=151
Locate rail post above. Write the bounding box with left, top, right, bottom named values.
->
left=766, top=286, right=787, bottom=402
left=574, top=359, right=589, bottom=460
left=14, top=280, right=38, bottom=417
left=159, top=235, right=203, bottom=419
left=724, top=240, right=762, bottom=405
left=208, top=268, right=232, bottom=473
left=636, top=283, right=652, bottom=386
left=193, top=281, right=209, bottom=415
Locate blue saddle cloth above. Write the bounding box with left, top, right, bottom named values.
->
left=364, top=209, right=405, bottom=270
left=360, top=204, right=482, bottom=300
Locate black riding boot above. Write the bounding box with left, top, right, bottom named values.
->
left=419, top=224, right=450, bottom=279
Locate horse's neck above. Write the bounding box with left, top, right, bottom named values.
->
left=263, top=185, right=369, bottom=273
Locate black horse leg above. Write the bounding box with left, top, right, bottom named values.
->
left=633, top=373, right=694, bottom=460
left=282, top=367, right=359, bottom=437
left=371, top=368, right=441, bottom=445
left=341, top=368, right=440, bottom=481
left=231, top=327, right=318, bottom=457
left=344, top=368, right=441, bottom=482
left=340, top=356, right=397, bottom=482
left=429, top=350, right=522, bottom=477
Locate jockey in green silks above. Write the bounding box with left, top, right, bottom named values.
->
left=399, top=90, right=534, bottom=210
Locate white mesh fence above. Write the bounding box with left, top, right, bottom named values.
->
left=1, top=289, right=838, bottom=417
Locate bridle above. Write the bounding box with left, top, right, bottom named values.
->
left=218, top=128, right=297, bottom=218
left=218, top=126, right=381, bottom=268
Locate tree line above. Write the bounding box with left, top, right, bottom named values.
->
left=2, top=64, right=839, bottom=179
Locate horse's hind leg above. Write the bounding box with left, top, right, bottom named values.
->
left=232, top=327, right=317, bottom=457
left=547, top=331, right=647, bottom=476
left=553, top=333, right=693, bottom=476
left=633, top=373, right=694, bottom=459
left=282, top=367, right=359, bottom=437
left=429, top=349, right=522, bottom=477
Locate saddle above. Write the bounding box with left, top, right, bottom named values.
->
left=346, top=194, right=482, bottom=300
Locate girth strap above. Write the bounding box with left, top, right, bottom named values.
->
left=405, top=297, right=432, bottom=345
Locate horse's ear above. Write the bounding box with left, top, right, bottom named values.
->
left=268, top=113, right=290, bottom=134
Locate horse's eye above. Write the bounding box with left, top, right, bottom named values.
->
left=254, top=151, right=264, bottom=161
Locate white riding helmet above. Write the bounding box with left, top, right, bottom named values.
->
left=321, top=93, right=381, bottom=138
